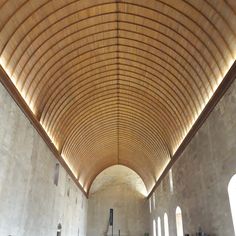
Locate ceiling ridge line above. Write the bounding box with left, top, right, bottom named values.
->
left=116, top=0, right=120, bottom=164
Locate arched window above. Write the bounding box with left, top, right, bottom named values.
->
left=228, top=174, right=236, bottom=235
left=54, top=163, right=60, bottom=186
left=164, top=213, right=169, bottom=236
left=169, top=169, right=174, bottom=193
left=149, top=198, right=152, bottom=213
left=153, top=219, right=157, bottom=236
left=153, top=193, right=156, bottom=209
left=176, top=206, right=184, bottom=236
left=157, top=217, right=162, bottom=236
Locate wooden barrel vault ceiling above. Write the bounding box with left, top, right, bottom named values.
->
left=0, top=0, right=236, bottom=195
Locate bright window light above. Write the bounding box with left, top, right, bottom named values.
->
left=228, top=174, right=236, bottom=235
left=169, top=169, right=174, bottom=193
left=153, top=219, right=157, bottom=236
left=153, top=193, right=156, bottom=209
left=149, top=198, right=152, bottom=213
left=176, top=206, right=184, bottom=236
left=158, top=217, right=162, bottom=236
left=164, top=213, right=169, bottom=236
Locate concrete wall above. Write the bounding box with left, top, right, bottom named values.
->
left=1, top=66, right=236, bottom=236
left=0, top=83, right=87, bottom=236
left=149, top=79, right=236, bottom=236
left=87, top=165, right=149, bottom=236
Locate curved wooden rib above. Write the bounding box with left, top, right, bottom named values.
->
left=0, top=0, right=235, bottom=193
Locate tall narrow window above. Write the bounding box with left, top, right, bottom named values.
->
left=153, top=193, right=156, bottom=210
left=81, top=195, right=84, bottom=209
left=176, top=207, right=184, bottom=236
left=67, top=178, right=70, bottom=197
left=153, top=219, right=157, bottom=236
left=149, top=198, right=152, bottom=213
left=169, top=169, right=174, bottom=193
left=157, top=217, right=162, bottom=236
left=228, top=174, right=236, bottom=235
left=164, top=213, right=169, bottom=236
left=54, top=163, right=60, bottom=186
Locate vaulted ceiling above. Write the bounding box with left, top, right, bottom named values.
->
left=0, top=0, right=236, bottom=194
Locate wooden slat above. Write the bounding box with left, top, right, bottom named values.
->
left=148, top=60, right=236, bottom=198
left=0, top=0, right=235, bottom=194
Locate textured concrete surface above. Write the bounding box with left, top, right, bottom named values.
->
left=149, top=79, right=236, bottom=236
left=89, top=165, right=148, bottom=196
left=1, top=70, right=236, bottom=236
left=87, top=165, right=149, bottom=236
left=0, top=83, right=87, bottom=236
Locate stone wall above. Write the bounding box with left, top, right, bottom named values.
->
left=87, top=165, right=150, bottom=236
left=149, top=79, right=236, bottom=236
left=0, top=83, right=87, bottom=236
